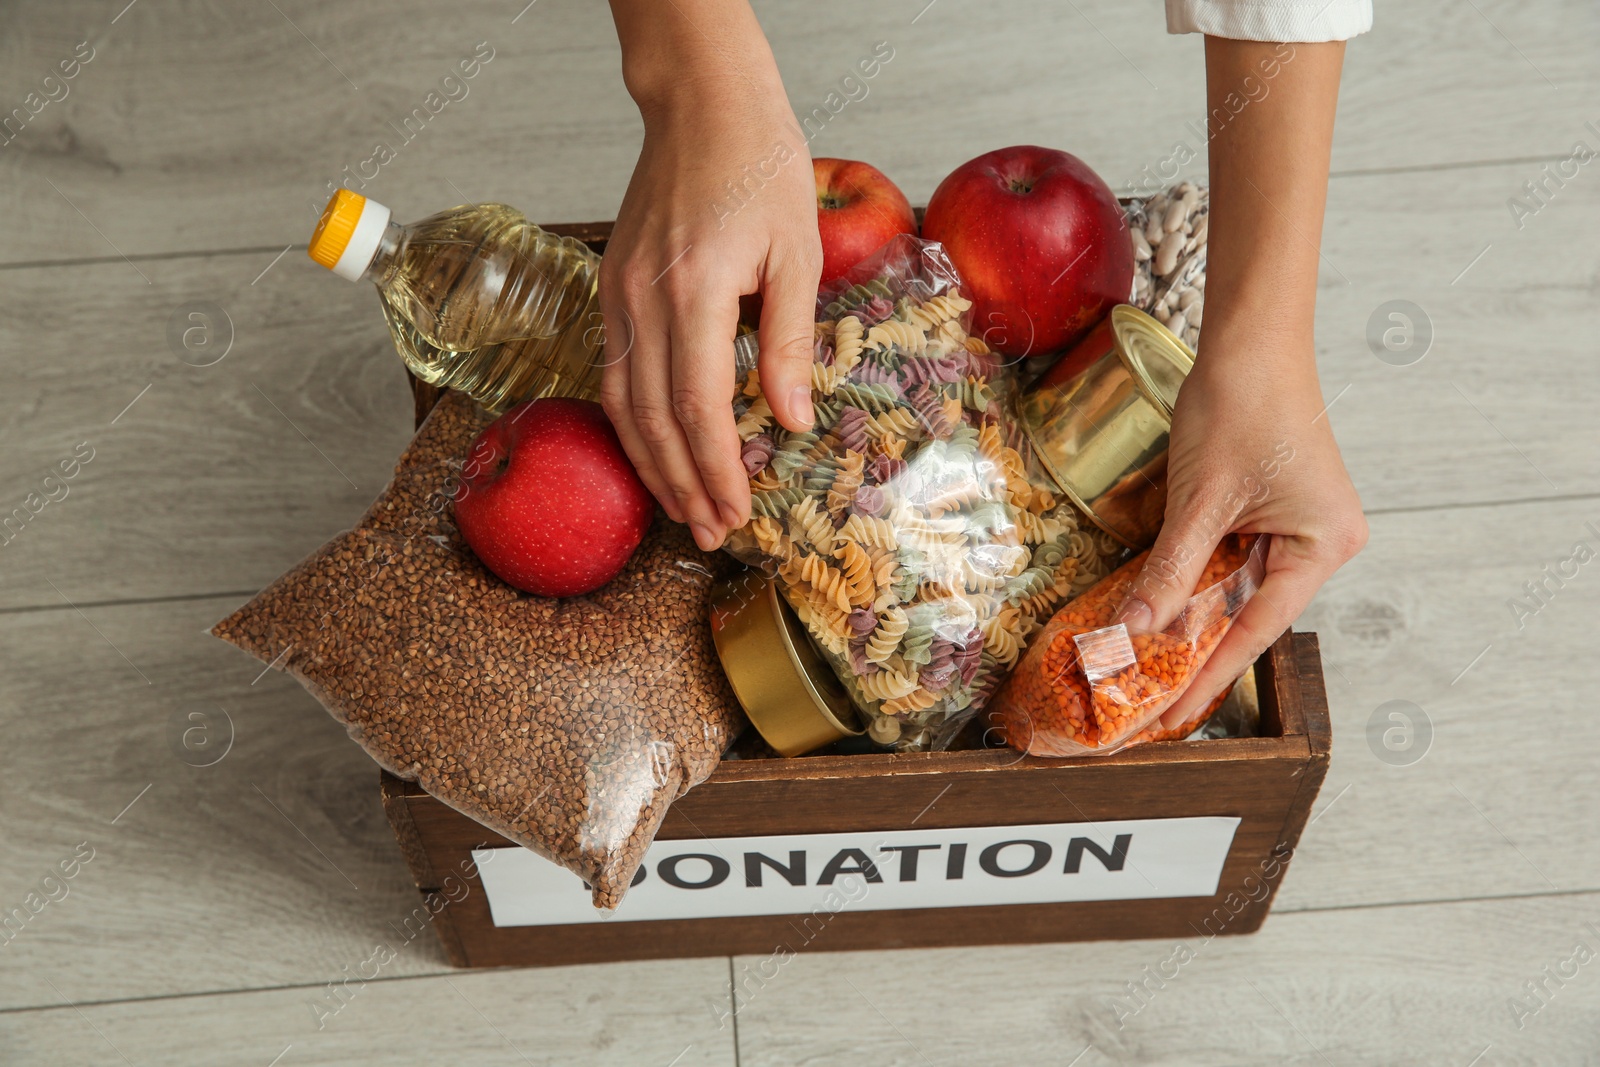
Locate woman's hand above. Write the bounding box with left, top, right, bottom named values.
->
left=1114, top=36, right=1363, bottom=727
left=601, top=1, right=821, bottom=552
left=1116, top=325, right=1367, bottom=729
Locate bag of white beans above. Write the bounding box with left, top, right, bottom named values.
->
left=1127, top=182, right=1207, bottom=352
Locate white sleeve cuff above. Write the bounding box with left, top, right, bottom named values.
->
left=1166, top=0, right=1372, bottom=41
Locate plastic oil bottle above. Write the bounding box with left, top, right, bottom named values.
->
left=307, top=190, right=605, bottom=411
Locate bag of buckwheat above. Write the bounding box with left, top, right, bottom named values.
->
left=210, top=391, right=746, bottom=909
left=1127, top=182, right=1207, bottom=351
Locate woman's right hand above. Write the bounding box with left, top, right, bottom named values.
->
left=600, top=2, right=822, bottom=552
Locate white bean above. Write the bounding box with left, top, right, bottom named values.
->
left=1132, top=228, right=1152, bottom=262
left=1179, top=288, right=1200, bottom=311
left=1155, top=231, right=1184, bottom=276
left=1163, top=200, right=1189, bottom=234
left=1144, top=212, right=1165, bottom=247
left=1166, top=311, right=1188, bottom=338
left=1187, top=301, right=1203, bottom=329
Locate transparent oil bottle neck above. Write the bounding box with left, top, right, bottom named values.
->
left=360, top=221, right=407, bottom=286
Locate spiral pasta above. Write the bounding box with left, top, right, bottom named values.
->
left=834, top=315, right=865, bottom=374
left=789, top=496, right=838, bottom=556
left=779, top=551, right=852, bottom=613
left=834, top=540, right=874, bottom=607
left=826, top=450, right=865, bottom=517
left=736, top=394, right=772, bottom=441
left=865, top=319, right=926, bottom=355
left=858, top=668, right=919, bottom=702
left=907, top=291, right=972, bottom=331
left=866, top=605, right=908, bottom=664
left=838, top=514, right=897, bottom=550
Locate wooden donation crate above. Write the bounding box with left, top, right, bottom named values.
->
left=380, top=221, right=1332, bottom=969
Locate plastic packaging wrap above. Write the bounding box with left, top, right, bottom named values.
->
left=211, top=392, right=745, bottom=909
left=723, top=235, right=1125, bottom=751
left=1127, top=182, right=1207, bottom=352
left=988, top=534, right=1265, bottom=756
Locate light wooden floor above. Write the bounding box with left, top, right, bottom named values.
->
left=3, top=1, right=1597, bottom=1063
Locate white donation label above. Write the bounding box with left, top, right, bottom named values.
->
left=473, top=816, right=1239, bottom=926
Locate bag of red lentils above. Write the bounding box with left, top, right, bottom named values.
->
left=988, top=534, right=1266, bottom=756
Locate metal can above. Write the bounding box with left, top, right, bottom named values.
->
left=709, top=573, right=863, bottom=757
left=1018, top=304, right=1194, bottom=549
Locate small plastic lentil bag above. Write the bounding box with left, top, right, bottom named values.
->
left=988, top=534, right=1266, bottom=756
left=723, top=235, right=1125, bottom=751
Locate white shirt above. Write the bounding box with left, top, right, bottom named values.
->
left=1166, top=0, right=1372, bottom=41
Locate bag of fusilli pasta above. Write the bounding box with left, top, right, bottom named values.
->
left=724, top=235, right=1127, bottom=751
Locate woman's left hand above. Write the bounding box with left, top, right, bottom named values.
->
left=1114, top=321, right=1368, bottom=729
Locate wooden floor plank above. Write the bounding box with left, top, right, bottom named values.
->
left=728, top=892, right=1600, bottom=1065
left=1, top=159, right=1596, bottom=609
left=0, top=594, right=492, bottom=1009
left=1311, top=157, right=1600, bottom=511
left=0, top=0, right=1593, bottom=261
left=0, top=250, right=415, bottom=610
left=0, top=494, right=1595, bottom=1009
left=0, top=962, right=737, bottom=1067
left=1280, top=494, right=1600, bottom=912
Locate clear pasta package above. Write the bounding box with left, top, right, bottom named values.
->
left=987, top=534, right=1266, bottom=757
left=724, top=235, right=1125, bottom=751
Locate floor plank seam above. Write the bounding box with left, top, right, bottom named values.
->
left=0, top=966, right=553, bottom=1018
left=5, top=886, right=1598, bottom=1018
left=1363, top=490, right=1600, bottom=517
left=727, top=956, right=742, bottom=1067
left=12, top=489, right=1598, bottom=618
left=1327, top=153, right=1578, bottom=180
left=0, top=589, right=264, bottom=617
left=0, top=245, right=309, bottom=273
left=1273, top=884, right=1600, bottom=917
left=0, top=150, right=1581, bottom=276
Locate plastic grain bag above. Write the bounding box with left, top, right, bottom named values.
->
left=988, top=534, right=1266, bottom=756
left=210, top=392, right=746, bottom=909
left=723, top=235, right=1125, bottom=751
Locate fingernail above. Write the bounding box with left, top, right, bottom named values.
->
left=661, top=497, right=685, bottom=523
left=690, top=522, right=721, bottom=552
left=716, top=500, right=745, bottom=531
left=1114, top=597, right=1152, bottom=633
left=789, top=385, right=814, bottom=428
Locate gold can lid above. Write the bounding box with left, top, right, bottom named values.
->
left=710, top=573, right=861, bottom=757
left=1110, top=304, right=1194, bottom=418
left=1016, top=305, right=1195, bottom=551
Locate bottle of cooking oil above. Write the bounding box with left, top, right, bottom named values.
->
left=307, top=190, right=604, bottom=411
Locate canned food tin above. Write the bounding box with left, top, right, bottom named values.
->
left=709, top=573, right=862, bottom=757
left=1019, top=304, right=1194, bottom=549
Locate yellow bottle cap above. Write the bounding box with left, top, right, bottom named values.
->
left=308, top=189, right=391, bottom=281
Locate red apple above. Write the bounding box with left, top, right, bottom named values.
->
left=814, top=158, right=918, bottom=287
left=922, top=146, right=1132, bottom=357
left=454, top=398, right=653, bottom=597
